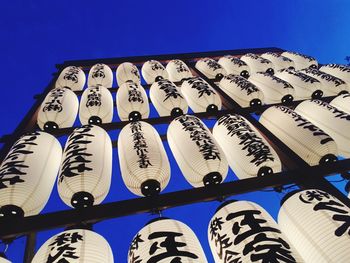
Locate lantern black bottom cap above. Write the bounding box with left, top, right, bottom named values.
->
left=203, top=172, right=222, bottom=187
left=43, top=121, right=59, bottom=132
left=338, top=90, right=349, bottom=95
left=257, top=166, right=273, bottom=177
left=171, top=107, right=183, bottom=118
left=141, top=179, right=161, bottom=197
left=129, top=111, right=142, bottom=122
left=71, top=192, right=94, bottom=209
left=319, top=154, right=337, bottom=165
left=88, top=116, right=102, bottom=125
left=281, top=94, right=294, bottom=104
left=206, top=104, right=218, bottom=114
left=240, top=70, right=250, bottom=79
left=266, top=68, right=274, bottom=75
left=0, top=205, right=24, bottom=220
left=249, top=99, right=262, bottom=108
left=215, top=73, right=224, bottom=81
left=155, top=76, right=164, bottom=82
left=311, top=90, right=323, bottom=99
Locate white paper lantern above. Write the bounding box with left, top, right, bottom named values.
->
left=218, top=74, right=263, bottom=107
left=281, top=51, right=318, bottom=70
left=330, top=93, right=350, bottom=114
left=209, top=200, right=301, bottom=263
left=55, top=66, right=86, bottom=91
left=0, top=132, right=62, bottom=218
left=295, top=99, right=350, bottom=157
left=278, top=189, right=350, bottom=263
left=128, top=217, right=208, bottom=263
left=149, top=79, right=188, bottom=117
left=79, top=86, right=114, bottom=125
left=213, top=114, right=281, bottom=179
left=167, top=115, right=228, bottom=187
left=87, top=63, right=113, bottom=88
left=320, top=64, right=350, bottom=85
left=118, top=121, right=170, bottom=197
left=240, top=53, right=274, bottom=75
left=0, top=256, right=10, bottom=263
left=116, top=82, right=150, bottom=121
left=261, top=52, right=295, bottom=71
left=32, top=229, right=113, bottom=263
left=37, top=87, right=79, bottom=132
left=218, top=55, right=251, bottom=78
left=58, top=125, right=112, bottom=208
left=116, top=62, right=141, bottom=87
left=181, top=77, right=222, bottom=113
left=166, top=59, right=193, bottom=82
left=141, top=60, right=169, bottom=84
left=195, top=58, right=227, bottom=80
left=259, top=105, right=338, bottom=165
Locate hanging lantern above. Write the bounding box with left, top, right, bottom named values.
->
left=261, top=52, right=295, bottom=71
left=58, top=125, right=112, bottom=208
left=149, top=79, right=188, bottom=117
left=281, top=51, right=318, bottom=70
left=218, top=74, right=263, bottom=107
left=116, top=81, right=150, bottom=121
left=213, top=114, right=281, bottom=179
left=32, top=229, right=114, bottom=263
left=209, top=200, right=301, bottom=263
left=278, top=189, right=350, bottom=263
left=259, top=105, right=338, bottom=165
left=116, top=62, right=141, bottom=87
left=181, top=77, right=222, bottom=113
left=87, top=63, right=113, bottom=88
left=195, top=58, right=226, bottom=80
left=218, top=55, right=251, bottom=78
left=128, top=217, right=208, bottom=263
left=167, top=115, right=228, bottom=187
left=55, top=66, right=86, bottom=91
left=118, top=121, right=170, bottom=197
left=240, top=53, right=275, bottom=75
left=166, top=59, right=193, bottom=82
left=320, top=64, right=350, bottom=85
left=0, top=256, right=10, bottom=263
left=141, top=60, right=169, bottom=84
left=0, top=132, right=62, bottom=218
left=295, top=99, right=350, bottom=157
left=330, top=93, right=350, bottom=114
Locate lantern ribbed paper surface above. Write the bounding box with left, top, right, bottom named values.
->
left=240, top=53, right=274, bottom=75
left=330, top=93, right=350, bottom=114
left=278, top=189, right=350, bottom=263
left=166, top=59, right=193, bottom=82
left=0, top=257, right=10, bottom=263
left=149, top=79, right=188, bottom=117
left=118, top=121, right=170, bottom=197
left=195, top=57, right=226, bottom=80
left=37, top=87, right=79, bottom=132
left=116, top=62, right=141, bottom=86
left=259, top=105, right=338, bottom=165
left=55, top=66, right=86, bottom=91
left=79, top=86, right=114, bottom=125
left=58, top=125, right=112, bottom=208
left=213, top=114, right=281, bottom=179
left=218, top=55, right=250, bottom=78
left=167, top=115, right=228, bottom=187
left=0, top=132, right=62, bottom=218
left=88, top=63, right=113, bottom=88
left=32, top=229, right=114, bottom=263
left=128, top=218, right=208, bottom=263
left=141, top=60, right=169, bottom=84
left=295, top=99, right=350, bottom=157
left=320, top=64, right=350, bottom=85
left=281, top=51, right=318, bottom=70
left=261, top=52, right=295, bottom=71
left=209, top=200, right=301, bottom=263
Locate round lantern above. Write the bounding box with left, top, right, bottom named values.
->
left=116, top=82, right=150, bottom=121
left=209, top=200, right=301, bottom=263
left=118, top=121, right=170, bottom=197
left=240, top=53, right=274, bottom=75
left=149, top=79, right=188, bottom=117
left=32, top=229, right=113, bottom=263
left=0, top=256, right=10, bottom=263
left=259, top=105, right=338, bottom=165
left=55, top=66, right=86, bottom=91
left=278, top=189, right=350, bottom=263
left=37, top=87, right=79, bottom=132
left=79, top=86, right=113, bottom=125
left=87, top=63, right=113, bottom=88
left=218, top=74, right=263, bottom=107
left=0, top=132, right=62, bottom=218
left=330, top=93, right=350, bottom=114
left=141, top=60, right=169, bottom=84
left=195, top=58, right=226, bottom=80
left=281, top=51, right=318, bottom=70
left=320, top=64, right=350, bottom=85
left=218, top=55, right=251, bottom=78
left=295, top=99, right=350, bottom=158
left=166, top=59, right=193, bottom=82
left=116, top=62, right=141, bottom=87
left=213, top=114, right=281, bottom=179
left=58, top=125, right=112, bottom=208
left=167, top=115, right=228, bottom=187
left=181, top=77, right=222, bottom=113
left=128, top=217, right=208, bottom=263
left=261, top=52, right=295, bottom=71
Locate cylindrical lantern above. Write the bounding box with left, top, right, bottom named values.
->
left=116, top=82, right=150, bottom=121
left=87, top=63, right=113, bottom=88
left=167, top=115, right=228, bottom=187
left=330, top=93, right=350, bottom=114
left=209, top=200, right=301, bottom=263
left=213, top=114, right=281, bottom=179
left=116, top=62, right=141, bottom=87
left=79, top=86, right=114, bottom=125
left=0, top=132, right=62, bottom=218
left=141, top=60, right=169, bottom=84
left=118, top=121, right=170, bottom=197
left=261, top=52, right=295, bottom=71
left=0, top=256, right=10, bottom=263
left=55, top=66, right=86, bottom=91
left=259, top=105, right=338, bottom=165
left=195, top=58, right=226, bottom=80
left=149, top=79, right=188, bottom=117
left=281, top=51, right=318, bottom=70
left=128, top=217, right=208, bottom=263
left=37, top=87, right=79, bottom=132
left=32, top=229, right=113, bottom=263
left=278, top=189, right=350, bottom=263
left=166, top=59, right=193, bottom=82
left=320, top=64, right=350, bottom=85
left=295, top=99, right=350, bottom=157
left=58, top=125, right=112, bottom=208
left=218, top=55, right=251, bottom=78
left=240, top=53, right=274, bottom=75
left=219, top=74, right=263, bottom=107
left=181, top=77, right=222, bottom=113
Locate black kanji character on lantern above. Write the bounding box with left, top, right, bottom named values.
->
left=63, top=67, right=80, bottom=83
left=47, top=232, right=83, bottom=263
left=86, top=87, right=102, bottom=107
left=130, top=122, right=153, bottom=168
left=129, top=234, right=144, bottom=263
left=92, top=64, right=105, bottom=79
left=158, top=80, right=183, bottom=101
left=43, top=89, right=65, bottom=112
left=128, top=84, right=144, bottom=103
